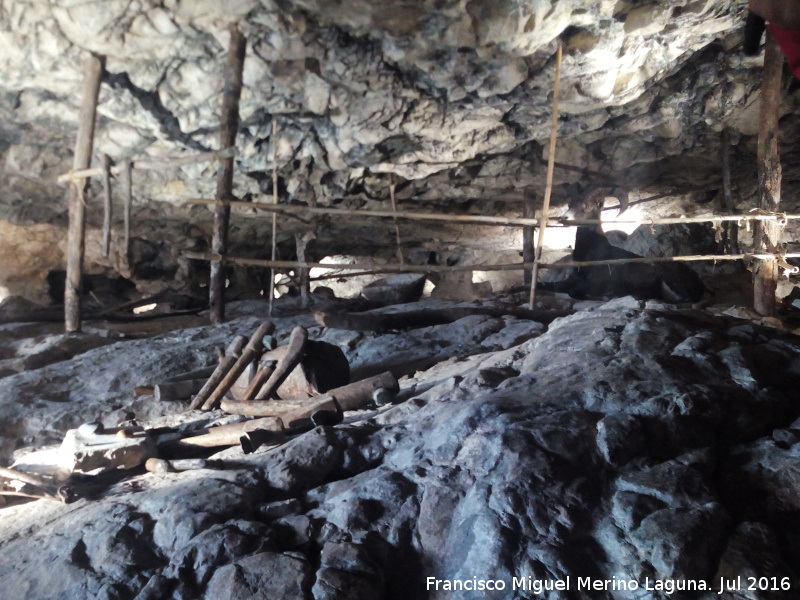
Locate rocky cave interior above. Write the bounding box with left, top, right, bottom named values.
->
left=3, top=1, right=800, bottom=599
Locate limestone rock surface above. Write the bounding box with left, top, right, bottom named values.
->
left=0, top=299, right=799, bottom=599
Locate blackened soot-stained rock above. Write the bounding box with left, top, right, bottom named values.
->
left=1, top=299, right=800, bottom=599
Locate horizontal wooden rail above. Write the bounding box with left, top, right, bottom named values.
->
left=183, top=196, right=800, bottom=229
left=184, top=250, right=800, bottom=274
left=57, top=147, right=236, bottom=183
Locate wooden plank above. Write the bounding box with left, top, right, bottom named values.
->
left=210, top=24, right=246, bottom=324
left=65, top=53, right=104, bottom=333
left=754, top=31, right=783, bottom=316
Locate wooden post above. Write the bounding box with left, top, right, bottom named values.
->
left=754, top=31, right=783, bottom=316
left=65, top=53, right=104, bottom=333
left=122, top=159, right=132, bottom=268
left=210, top=24, right=246, bottom=324
left=389, top=174, right=404, bottom=265
left=529, top=40, right=562, bottom=309
left=720, top=129, right=739, bottom=255
left=522, top=189, right=536, bottom=285
left=268, top=117, right=279, bottom=317
left=295, top=231, right=315, bottom=309
left=101, top=154, right=112, bottom=257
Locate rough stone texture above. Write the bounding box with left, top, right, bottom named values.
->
left=2, top=1, right=799, bottom=301
left=1, top=299, right=800, bottom=599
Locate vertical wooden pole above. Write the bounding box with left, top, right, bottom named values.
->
left=122, top=159, right=132, bottom=269
left=754, top=31, right=783, bottom=316
left=65, top=53, right=104, bottom=333
left=522, top=189, right=536, bottom=285
left=389, top=174, right=404, bottom=265
left=210, top=24, right=246, bottom=324
left=295, top=231, right=315, bottom=309
left=101, top=154, right=112, bottom=257
left=529, top=40, right=562, bottom=309
left=268, top=117, right=279, bottom=317
left=719, top=129, right=739, bottom=255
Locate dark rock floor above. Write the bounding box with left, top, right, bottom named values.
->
left=1, top=297, right=799, bottom=599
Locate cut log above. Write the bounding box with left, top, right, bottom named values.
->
left=200, top=321, right=275, bottom=410
left=187, top=335, right=248, bottom=410
left=254, top=326, right=307, bottom=400
left=166, top=417, right=285, bottom=450
left=221, top=395, right=340, bottom=428
left=327, top=370, right=398, bottom=411
left=221, top=371, right=397, bottom=418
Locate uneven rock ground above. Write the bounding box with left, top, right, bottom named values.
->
left=1, top=297, right=799, bottom=599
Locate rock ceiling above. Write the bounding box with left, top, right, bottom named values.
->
left=1, top=0, right=797, bottom=302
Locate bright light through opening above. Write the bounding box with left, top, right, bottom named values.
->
left=601, top=204, right=644, bottom=236
left=0, top=285, right=8, bottom=303
left=133, top=303, right=157, bottom=314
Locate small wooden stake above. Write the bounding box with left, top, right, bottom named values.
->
left=210, top=24, right=246, bottom=325
left=529, top=40, right=562, bottom=309
left=123, top=159, right=132, bottom=267
left=754, top=31, right=783, bottom=317
left=389, top=174, right=404, bottom=265
left=65, top=53, right=105, bottom=333
left=101, top=154, right=112, bottom=257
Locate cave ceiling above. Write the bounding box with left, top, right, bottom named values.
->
left=1, top=0, right=798, bottom=301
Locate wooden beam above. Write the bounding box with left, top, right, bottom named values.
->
left=754, top=31, right=783, bottom=316
left=210, top=24, right=246, bottom=324
left=186, top=249, right=800, bottom=274
left=65, top=53, right=104, bottom=333
left=186, top=196, right=800, bottom=229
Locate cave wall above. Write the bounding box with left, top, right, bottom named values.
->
left=1, top=0, right=797, bottom=302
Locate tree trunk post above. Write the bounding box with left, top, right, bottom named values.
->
left=754, top=31, right=783, bottom=316
left=210, top=24, right=246, bottom=324
left=65, top=53, right=104, bottom=333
